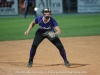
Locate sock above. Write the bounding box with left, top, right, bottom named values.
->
left=29, top=47, right=36, bottom=62
left=59, top=48, right=68, bottom=62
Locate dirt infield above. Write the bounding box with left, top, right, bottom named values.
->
left=0, top=36, right=100, bottom=75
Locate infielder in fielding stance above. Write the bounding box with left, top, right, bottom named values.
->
left=24, top=8, right=70, bottom=67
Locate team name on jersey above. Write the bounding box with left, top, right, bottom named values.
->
left=39, top=26, right=51, bottom=29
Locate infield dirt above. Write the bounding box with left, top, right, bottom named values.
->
left=0, top=36, right=100, bottom=75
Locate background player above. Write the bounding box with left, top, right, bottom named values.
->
left=24, top=8, right=70, bottom=67
left=24, top=0, right=37, bottom=18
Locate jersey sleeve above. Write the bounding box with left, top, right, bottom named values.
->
left=35, top=17, right=39, bottom=24
left=52, top=19, right=58, bottom=27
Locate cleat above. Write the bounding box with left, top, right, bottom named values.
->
left=27, top=61, right=33, bottom=68
left=64, top=61, right=70, bottom=67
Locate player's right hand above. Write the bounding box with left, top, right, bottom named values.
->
left=24, top=31, right=29, bottom=36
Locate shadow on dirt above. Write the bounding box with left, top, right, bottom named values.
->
left=0, top=62, right=89, bottom=68
left=45, top=63, right=89, bottom=68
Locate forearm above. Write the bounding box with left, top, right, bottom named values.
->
left=55, top=26, right=61, bottom=35
left=56, top=30, right=61, bottom=35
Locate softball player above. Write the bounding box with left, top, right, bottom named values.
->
left=24, top=8, right=70, bottom=67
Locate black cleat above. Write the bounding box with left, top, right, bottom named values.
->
left=27, top=61, right=33, bottom=68
left=64, top=61, right=70, bottom=67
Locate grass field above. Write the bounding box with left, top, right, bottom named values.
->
left=0, top=14, right=100, bottom=41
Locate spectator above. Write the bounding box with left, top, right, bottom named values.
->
left=24, top=0, right=37, bottom=18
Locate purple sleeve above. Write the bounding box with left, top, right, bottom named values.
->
left=35, top=17, right=38, bottom=24
left=52, top=19, right=58, bottom=27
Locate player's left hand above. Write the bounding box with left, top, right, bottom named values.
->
left=42, top=31, right=58, bottom=41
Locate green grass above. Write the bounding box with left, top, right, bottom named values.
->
left=0, top=14, right=100, bottom=41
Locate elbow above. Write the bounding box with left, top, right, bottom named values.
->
left=31, top=22, right=35, bottom=27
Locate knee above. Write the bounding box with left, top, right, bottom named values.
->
left=32, top=43, right=38, bottom=49
left=55, top=43, right=64, bottom=50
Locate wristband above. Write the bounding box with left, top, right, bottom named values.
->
left=55, top=32, right=58, bottom=37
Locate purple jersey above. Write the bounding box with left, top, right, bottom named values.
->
left=35, top=16, right=58, bottom=33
